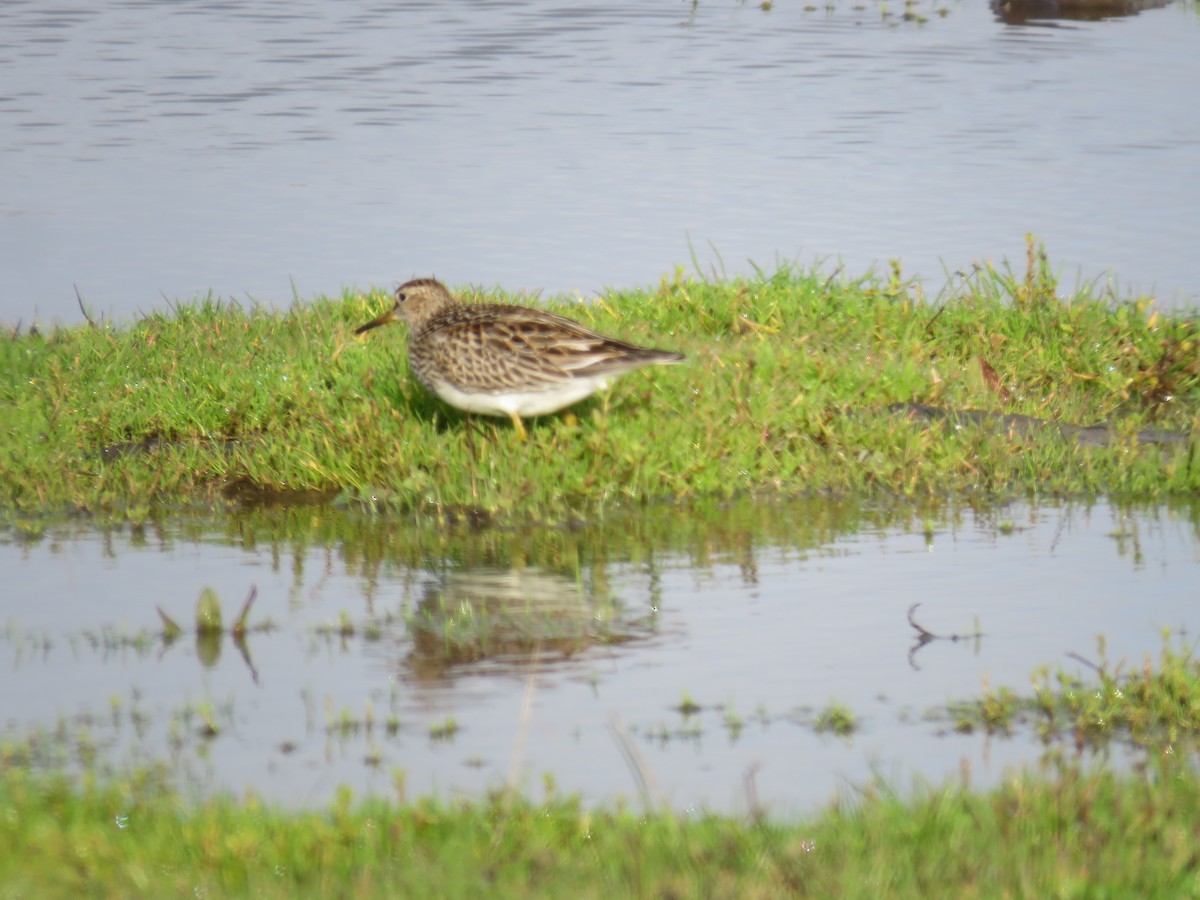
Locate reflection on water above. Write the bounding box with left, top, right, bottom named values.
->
left=991, top=0, right=1173, bottom=23
left=405, top=567, right=651, bottom=682
left=2, top=495, right=1200, bottom=813
left=1, top=1, right=1197, bottom=323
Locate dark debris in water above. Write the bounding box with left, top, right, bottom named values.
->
left=890, top=403, right=1191, bottom=448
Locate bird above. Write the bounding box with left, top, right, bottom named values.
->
left=355, top=278, right=685, bottom=439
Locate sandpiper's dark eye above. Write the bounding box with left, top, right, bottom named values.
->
left=396, top=291, right=406, bottom=302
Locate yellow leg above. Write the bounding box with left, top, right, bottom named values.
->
left=508, top=413, right=528, bottom=441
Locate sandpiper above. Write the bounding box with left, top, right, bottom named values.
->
left=355, top=278, right=685, bottom=439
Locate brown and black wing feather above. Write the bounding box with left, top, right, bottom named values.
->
left=412, top=305, right=683, bottom=394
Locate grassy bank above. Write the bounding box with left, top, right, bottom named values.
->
left=3, top=240, right=1198, bottom=520
left=6, top=764, right=1200, bottom=898
left=6, top=637, right=1200, bottom=897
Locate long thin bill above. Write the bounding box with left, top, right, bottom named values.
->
left=355, top=306, right=398, bottom=335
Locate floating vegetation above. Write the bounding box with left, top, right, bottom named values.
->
left=812, top=702, right=860, bottom=737
left=941, top=633, right=1200, bottom=750
left=428, top=717, right=460, bottom=742
left=675, top=692, right=704, bottom=717
left=195, top=587, right=223, bottom=634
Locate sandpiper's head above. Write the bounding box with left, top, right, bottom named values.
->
left=355, top=278, right=455, bottom=335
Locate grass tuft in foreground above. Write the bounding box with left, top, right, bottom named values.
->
left=3, top=745, right=1200, bottom=896
left=6, top=633, right=1200, bottom=895
left=3, top=238, right=1198, bottom=519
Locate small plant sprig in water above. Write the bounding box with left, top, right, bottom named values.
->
left=947, top=631, right=1200, bottom=750
left=1037, top=632, right=1200, bottom=748
left=722, top=701, right=745, bottom=741
left=674, top=692, right=703, bottom=717
left=813, top=701, right=859, bottom=737
left=156, top=586, right=269, bottom=682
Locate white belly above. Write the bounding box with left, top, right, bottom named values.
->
left=429, top=375, right=611, bottom=419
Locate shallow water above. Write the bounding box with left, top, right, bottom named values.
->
left=2, top=1, right=1199, bottom=323
left=3, top=496, right=1198, bottom=814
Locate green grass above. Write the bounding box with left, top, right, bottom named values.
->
left=3, top=736, right=1199, bottom=897
left=813, top=701, right=860, bottom=736
left=2, top=239, right=1198, bottom=521
left=948, top=632, right=1200, bottom=749
left=7, top=631, right=1200, bottom=896
left=6, top=242, right=1200, bottom=895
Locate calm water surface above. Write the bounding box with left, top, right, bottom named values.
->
left=4, top=0, right=1198, bottom=818
left=2, top=1, right=1198, bottom=322
left=4, top=497, right=1198, bottom=813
